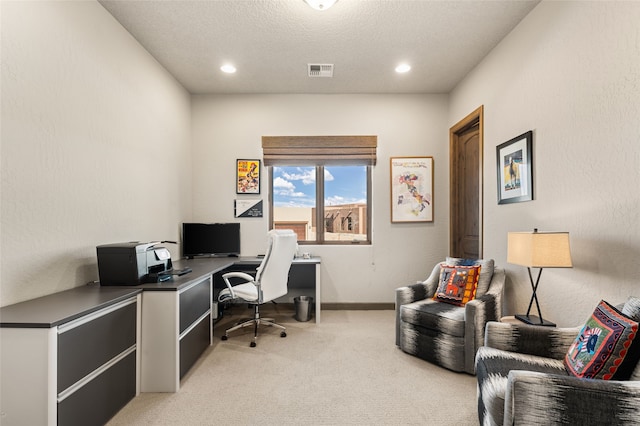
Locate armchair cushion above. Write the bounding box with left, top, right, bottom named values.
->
left=564, top=300, right=640, bottom=380
left=476, top=346, right=568, bottom=426
left=433, top=264, right=480, bottom=306
left=401, top=299, right=465, bottom=337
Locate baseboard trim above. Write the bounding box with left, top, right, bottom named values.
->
left=256, top=302, right=394, bottom=311
left=321, top=303, right=394, bottom=310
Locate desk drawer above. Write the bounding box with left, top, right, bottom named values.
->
left=57, top=350, right=136, bottom=426
left=179, top=313, right=210, bottom=378
left=58, top=299, right=137, bottom=393
left=179, top=277, right=211, bottom=334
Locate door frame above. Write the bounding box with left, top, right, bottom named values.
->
left=449, top=105, right=484, bottom=258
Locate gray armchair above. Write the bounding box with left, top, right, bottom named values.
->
left=395, top=258, right=505, bottom=374
left=476, top=296, right=640, bottom=426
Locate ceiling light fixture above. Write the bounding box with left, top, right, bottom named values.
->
left=220, top=64, right=236, bottom=74
left=395, top=63, right=411, bottom=73
left=304, top=0, right=338, bottom=11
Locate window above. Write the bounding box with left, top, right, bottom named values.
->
left=271, top=165, right=370, bottom=244
left=263, top=136, right=376, bottom=245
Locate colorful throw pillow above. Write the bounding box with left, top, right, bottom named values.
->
left=564, top=300, right=640, bottom=380
left=445, top=257, right=494, bottom=297
left=433, top=264, right=481, bottom=306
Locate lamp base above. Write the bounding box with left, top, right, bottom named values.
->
left=515, top=314, right=556, bottom=327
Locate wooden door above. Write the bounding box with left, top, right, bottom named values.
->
left=450, top=106, right=483, bottom=259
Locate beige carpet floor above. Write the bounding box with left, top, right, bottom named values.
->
left=108, top=308, right=478, bottom=425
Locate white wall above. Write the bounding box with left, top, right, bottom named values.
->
left=6, top=1, right=636, bottom=320
left=1, top=1, right=192, bottom=306
left=191, top=94, right=449, bottom=303
left=449, top=1, right=640, bottom=326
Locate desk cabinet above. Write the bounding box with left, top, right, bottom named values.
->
left=0, top=289, right=140, bottom=426
left=140, top=275, right=212, bottom=392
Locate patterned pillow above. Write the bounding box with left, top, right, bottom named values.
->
left=433, top=264, right=481, bottom=306
left=564, top=300, right=640, bottom=380
left=445, top=257, right=494, bottom=297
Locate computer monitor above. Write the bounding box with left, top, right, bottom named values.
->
left=182, top=222, right=240, bottom=259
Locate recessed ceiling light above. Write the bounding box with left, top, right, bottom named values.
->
left=220, top=64, right=236, bottom=74
left=395, top=63, right=411, bottom=73
left=304, top=0, right=338, bottom=11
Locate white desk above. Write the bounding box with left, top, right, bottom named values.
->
left=140, top=256, right=322, bottom=393
left=229, top=256, right=322, bottom=323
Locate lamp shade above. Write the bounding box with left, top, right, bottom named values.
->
left=507, top=231, right=572, bottom=268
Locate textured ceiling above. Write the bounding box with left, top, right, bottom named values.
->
left=99, top=0, right=540, bottom=94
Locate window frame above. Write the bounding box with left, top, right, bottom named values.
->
left=268, top=165, right=372, bottom=245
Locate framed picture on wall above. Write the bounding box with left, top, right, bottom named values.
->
left=236, top=159, right=260, bottom=194
left=390, top=156, right=434, bottom=223
left=496, top=131, right=533, bottom=204
left=234, top=199, right=263, bottom=218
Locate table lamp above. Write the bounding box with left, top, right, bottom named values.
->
left=507, top=229, right=572, bottom=327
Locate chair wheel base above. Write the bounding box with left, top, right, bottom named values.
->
left=280, top=331, right=287, bottom=338
left=221, top=335, right=228, bottom=341
left=250, top=341, right=256, bottom=347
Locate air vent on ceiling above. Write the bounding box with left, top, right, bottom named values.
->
left=308, top=63, right=334, bottom=78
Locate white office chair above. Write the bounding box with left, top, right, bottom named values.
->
left=218, top=229, right=297, bottom=347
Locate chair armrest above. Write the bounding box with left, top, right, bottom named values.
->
left=395, top=264, right=440, bottom=346
left=461, top=269, right=505, bottom=373
left=221, top=271, right=256, bottom=300
left=222, top=271, right=255, bottom=282
left=395, top=282, right=430, bottom=306
left=464, top=293, right=501, bottom=357
left=395, top=264, right=440, bottom=306
left=505, top=370, right=640, bottom=425
left=484, top=321, right=581, bottom=360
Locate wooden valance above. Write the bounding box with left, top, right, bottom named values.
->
left=262, top=135, right=377, bottom=166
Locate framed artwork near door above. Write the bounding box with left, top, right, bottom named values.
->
left=496, top=131, right=533, bottom=204
left=390, top=156, right=433, bottom=223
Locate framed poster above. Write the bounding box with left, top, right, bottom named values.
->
left=390, top=156, right=434, bottom=223
left=236, top=159, right=260, bottom=194
left=496, top=131, right=533, bottom=204
left=234, top=199, right=263, bottom=218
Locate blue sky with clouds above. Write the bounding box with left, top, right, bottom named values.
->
left=273, top=166, right=366, bottom=207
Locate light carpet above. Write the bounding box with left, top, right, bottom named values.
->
left=108, top=308, right=478, bottom=425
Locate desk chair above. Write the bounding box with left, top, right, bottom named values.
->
left=218, top=229, right=297, bottom=347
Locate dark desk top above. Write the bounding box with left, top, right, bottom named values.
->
left=0, top=286, right=141, bottom=328
left=139, top=256, right=320, bottom=290
left=0, top=256, right=321, bottom=328
left=132, top=257, right=237, bottom=291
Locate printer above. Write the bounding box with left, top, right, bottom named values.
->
left=97, top=242, right=173, bottom=285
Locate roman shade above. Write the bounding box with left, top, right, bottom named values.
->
left=262, top=135, right=377, bottom=166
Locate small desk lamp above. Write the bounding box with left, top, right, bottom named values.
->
left=507, top=229, right=572, bottom=327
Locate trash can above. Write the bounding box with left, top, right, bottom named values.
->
left=294, top=296, right=313, bottom=322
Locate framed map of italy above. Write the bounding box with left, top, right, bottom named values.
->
left=390, top=156, right=434, bottom=223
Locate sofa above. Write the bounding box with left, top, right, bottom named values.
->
left=395, top=258, right=505, bottom=374
left=476, top=296, right=640, bottom=425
